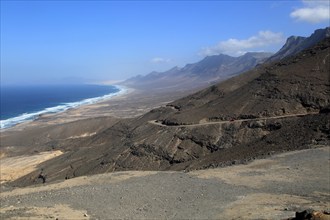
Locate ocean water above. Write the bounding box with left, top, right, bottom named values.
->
left=0, top=84, right=123, bottom=129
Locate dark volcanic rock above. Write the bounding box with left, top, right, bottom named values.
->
left=7, top=35, right=330, bottom=187
left=161, top=37, right=330, bottom=124
left=320, top=105, right=330, bottom=114
left=287, top=209, right=330, bottom=220
left=267, top=27, right=330, bottom=62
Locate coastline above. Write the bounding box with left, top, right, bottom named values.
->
left=0, top=84, right=131, bottom=132
left=0, top=84, right=195, bottom=133
left=0, top=85, right=193, bottom=159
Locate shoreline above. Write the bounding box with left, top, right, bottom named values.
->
left=0, top=86, right=193, bottom=133
left=0, top=86, right=193, bottom=158
left=0, top=84, right=132, bottom=132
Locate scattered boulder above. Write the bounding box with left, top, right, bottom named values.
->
left=287, top=209, right=330, bottom=220
left=265, top=122, right=282, bottom=131
left=37, top=170, right=46, bottom=184
left=248, top=120, right=265, bottom=128
left=319, top=105, right=330, bottom=114
left=162, top=118, right=182, bottom=126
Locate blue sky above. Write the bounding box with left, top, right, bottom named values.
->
left=1, top=0, right=329, bottom=85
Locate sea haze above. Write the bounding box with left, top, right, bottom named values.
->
left=0, top=84, right=122, bottom=129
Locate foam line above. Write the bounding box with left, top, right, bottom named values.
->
left=0, top=85, right=126, bottom=129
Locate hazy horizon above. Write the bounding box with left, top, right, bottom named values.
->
left=1, top=0, right=329, bottom=85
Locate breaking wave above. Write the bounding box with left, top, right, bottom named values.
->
left=0, top=85, right=126, bottom=130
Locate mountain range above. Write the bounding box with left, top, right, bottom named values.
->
left=121, top=27, right=330, bottom=91
left=122, top=52, right=272, bottom=91
left=267, top=26, right=330, bottom=62
left=5, top=28, right=329, bottom=187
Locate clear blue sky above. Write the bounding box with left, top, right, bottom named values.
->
left=1, top=0, right=329, bottom=85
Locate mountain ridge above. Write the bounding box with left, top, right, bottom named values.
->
left=121, top=52, right=273, bottom=90
left=8, top=36, right=330, bottom=187
left=122, top=27, right=329, bottom=92
left=267, top=27, right=330, bottom=62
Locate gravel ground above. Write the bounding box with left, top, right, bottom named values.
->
left=1, top=146, right=329, bottom=219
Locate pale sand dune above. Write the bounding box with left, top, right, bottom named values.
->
left=0, top=151, right=63, bottom=184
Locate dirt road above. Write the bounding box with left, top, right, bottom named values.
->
left=148, top=113, right=319, bottom=128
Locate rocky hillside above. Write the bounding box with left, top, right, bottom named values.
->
left=157, top=37, right=330, bottom=125
left=121, top=52, right=272, bottom=91
left=8, top=37, right=330, bottom=187
left=267, top=27, right=329, bottom=62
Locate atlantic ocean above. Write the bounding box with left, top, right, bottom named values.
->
left=0, top=84, right=123, bottom=129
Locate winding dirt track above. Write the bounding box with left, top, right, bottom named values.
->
left=148, top=112, right=319, bottom=128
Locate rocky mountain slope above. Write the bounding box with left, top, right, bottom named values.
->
left=157, top=38, right=330, bottom=125
left=121, top=52, right=272, bottom=91
left=267, top=27, right=330, bottom=62
left=7, top=37, right=330, bottom=187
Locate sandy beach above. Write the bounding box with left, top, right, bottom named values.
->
left=0, top=85, right=197, bottom=159
left=0, top=85, right=194, bottom=133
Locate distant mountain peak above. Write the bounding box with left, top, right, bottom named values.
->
left=241, top=52, right=274, bottom=58
left=287, top=35, right=305, bottom=40
left=205, top=53, right=232, bottom=58
left=314, top=26, right=330, bottom=37
left=284, top=36, right=306, bottom=46
left=121, top=52, right=273, bottom=90
left=123, top=27, right=329, bottom=91
left=267, top=26, right=329, bottom=62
